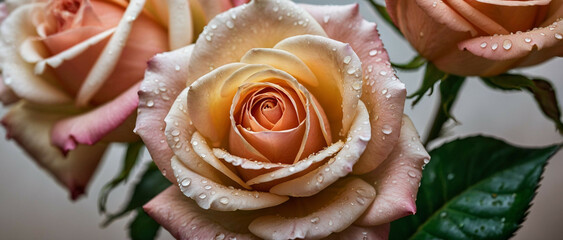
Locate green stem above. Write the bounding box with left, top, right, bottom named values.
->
left=424, top=76, right=465, bottom=146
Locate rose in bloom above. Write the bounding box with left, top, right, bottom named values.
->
left=386, top=0, right=563, bottom=76
left=0, top=0, right=242, bottom=199
left=136, top=0, right=430, bottom=239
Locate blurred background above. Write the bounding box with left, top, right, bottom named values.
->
left=1, top=0, right=561, bottom=239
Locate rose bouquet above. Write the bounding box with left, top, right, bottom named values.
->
left=0, top=0, right=561, bottom=239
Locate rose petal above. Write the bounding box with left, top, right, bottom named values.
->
left=186, top=62, right=247, bottom=146
left=171, top=157, right=289, bottom=211
left=466, top=0, right=550, bottom=33
left=165, top=87, right=238, bottom=185
left=326, top=224, right=389, bottom=240
left=269, top=100, right=371, bottom=197
left=240, top=48, right=319, bottom=87
left=188, top=131, right=251, bottom=189
left=166, top=0, right=193, bottom=49
left=144, top=186, right=259, bottom=240
left=1, top=102, right=107, bottom=200
left=459, top=19, right=563, bottom=61
left=187, top=0, right=327, bottom=84
left=75, top=0, right=148, bottom=106
left=244, top=141, right=343, bottom=190
left=274, top=34, right=362, bottom=140
left=0, top=3, right=71, bottom=104
left=248, top=177, right=376, bottom=240
left=135, top=45, right=194, bottom=183
left=356, top=115, right=430, bottom=226
left=50, top=82, right=140, bottom=153
left=302, top=4, right=407, bottom=174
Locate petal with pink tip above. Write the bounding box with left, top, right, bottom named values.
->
left=50, top=82, right=140, bottom=153
left=1, top=102, right=107, bottom=200
left=459, top=19, right=563, bottom=61
left=249, top=177, right=376, bottom=240
left=171, top=157, right=288, bottom=211
left=269, top=101, right=371, bottom=197
left=356, top=115, right=430, bottom=226
left=187, top=0, right=326, bottom=83
left=302, top=4, right=407, bottom=174
left=0, top=3, right=71, bottom=104
left=135, top=45, right=194, bottom=183
left=144, top=186, right=260, bottom=240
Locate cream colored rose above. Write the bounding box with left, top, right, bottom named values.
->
left=136, top=0, right=430, bottom=239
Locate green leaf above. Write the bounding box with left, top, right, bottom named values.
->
left=408, top=63, right=448, bottom=107
left=129, top=208, right=161, bottom=240
left=366, top=0, right=402, bottom=35
left=390, top=136, right=561, bottom=240
left=102, top=162, right=171, bottom=226
left=528, top=79, right=563, bottom=132
left=392, top=55, right=427, bottom=70
left=481, top=74, right=563, bottom=133
left=99, top=141, right=144, bottom=213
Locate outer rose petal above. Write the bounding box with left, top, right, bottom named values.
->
left=1, top=102, right=107, bottom=200
left=356, top=115, right=430, bottom=226
left=187, top=0, right=327, bottom=84
left=248, top=177, right=376, bottom=240
left=302, top=4, right=406, bottom=174
left=50, top=82, right=141, bottom=153
left=135, top=45, right=194, bottom=183
left=144, top=186, right=260, bottom=240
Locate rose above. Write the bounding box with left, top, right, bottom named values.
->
left=136, top=0, right=430, bottom=239
left=386, top=0, right=563, bottom=76
left=0, top=0, right=241, bottom=199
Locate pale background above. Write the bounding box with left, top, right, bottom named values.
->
left=1, top=0, right=561, bottom=239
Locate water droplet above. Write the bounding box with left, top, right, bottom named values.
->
left=423, top=158, right=430, bottom=164
left=323, top=15, right=330, bottom=23
left=288, top=166, right=296, bottom=172
left=273, top=6, right=279, bottom=12
left=440, top=212, right=447, bottom=218
left=447, top=173, right=455, bottom=180
left=352, top=81, right=362, bottom=90
left=198, top=193, right=207, bottom=199
left=369, top=50, right=378, bottom=56
left=502, top=39, right=512, bottom=50
left=171, top=129, right=180, bottom=136
left=347, top=67, right=356, bottom=74
left=317, top=175, right=324, bottom=183
left=480, top=42, right=487, bottom=48
left=215, top=233, right=225, bottom=240
left=328, top=220, right=333, bottom=226
left=204, top=185, right=212, bottom=190
left=180, top=178, right=191, bottom=187
left=432, top=1, right=437, bottom=7
left=310, top=217, right=320, bottom=224
left=555, top=33, right=563, bottom=40
left=356, top=197, right=366, bottom=205
left=379, top=70, right=388, bottom=76
left=408, top=171, right=416, bottom=178
left=219, top=197, right=229, bottom=205
left=226, top=20, right=234, bottom=29
left=382, top=125, right=392, bottom=135
left=343, top=56, right=352, bottom=64
left=146, top=100, right=154, bottom=107
left=210, top=24, right=217, bottom=29
left=524, top=37, right=532, bottom=43
left=491, top=43, right=498, bottom=50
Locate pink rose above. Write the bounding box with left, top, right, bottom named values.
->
left=0, top=0, right=240, bottom=199
left=136, top=0, right=429, bottom=239
left=386, top=0, right=563, bottom=76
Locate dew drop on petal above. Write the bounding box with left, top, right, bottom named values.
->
left=502, top=39, right=512, bottom=50
left=146, top=100, right=154, bottom=107
left=181, top=178, right=191, bottom=187
left=480, top=42, right=487, bottom=48
left=343, top=56, right=351, bottom=64
left=382, top=125, right=392, bottom=135
left=369, top=50, right=378, bottom=56
left=555, top=33, right=563, bottom=40
left=491, top=43, right=498, bottom=50
left=524, top=37, right=532, bottom=43
left=219, top=197, right=229, bottom=205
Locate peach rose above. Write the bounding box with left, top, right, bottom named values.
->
left=136, top=0, right=430, bottom=239
left=386, top=0, right=563, bottom=76
left=0, top=0, right=242, bottom=199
